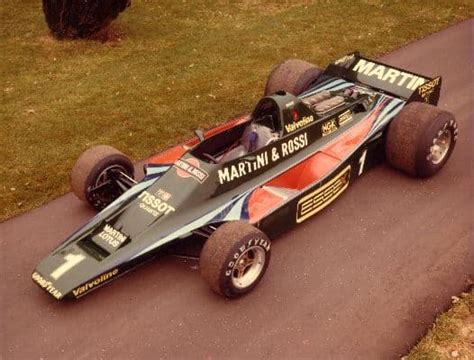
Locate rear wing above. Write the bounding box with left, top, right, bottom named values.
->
left=323, top=52, right=442, bottom=105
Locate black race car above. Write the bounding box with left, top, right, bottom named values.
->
left=32, top=52, right=458, bottom=300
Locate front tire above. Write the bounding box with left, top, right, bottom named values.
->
left=70, top=145, right=134, bottom=210
left=385, top=102, right=458, bottom=177
left=200, top=221, right=271, bottom=298
left=264, top=59, right=322, bottom=96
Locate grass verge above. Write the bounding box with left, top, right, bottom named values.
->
left=1, top=0, right=473, bottom=221
left=407, top=290, right=474, bottom=360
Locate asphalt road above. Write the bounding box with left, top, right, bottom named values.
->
left=1, top=19, right=473, bottom=360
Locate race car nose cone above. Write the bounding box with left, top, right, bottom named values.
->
left=32, top=244, right=119, bottom=300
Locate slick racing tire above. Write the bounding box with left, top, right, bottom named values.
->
left=200, top=221, right=271, bottom=298
left=70, top=145, right=134, bottom=210
left=264, top=59, right=322, bottom=96
left=385, top=102, right=458, bottom=177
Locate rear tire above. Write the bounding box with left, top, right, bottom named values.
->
left=264, top=59, right=322, bottom=96
left=70, top=145, right=134, bottom=210
left=200, top=221, right=271, bottom=298
left=385, top=102, right=458, bottom=177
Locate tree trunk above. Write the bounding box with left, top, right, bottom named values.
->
left=42, top=0, right=131, bottom=39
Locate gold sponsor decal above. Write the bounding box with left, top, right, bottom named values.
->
left=296, top=166, right=351, bottom=223
left=417, top=77, right=440, bottom=103
left=284, top=115, right=314, bottom=133
left=338, top=110, right=353, bottom=126
left=352, top=59, right=426, bottom=90
left=321, top=118, right=338, bottom=136
left=32, top=272, right=63, bottom=299
left=72, top=268, right=119, bottom=297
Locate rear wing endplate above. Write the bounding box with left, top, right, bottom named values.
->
left=323, top=52, right=442, bottom=105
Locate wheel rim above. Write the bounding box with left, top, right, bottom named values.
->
left=231, top=246, right=266, bottom=289
left=427, top=128, right=452, bottom=165
left=88, top=164, right=130, bottom=208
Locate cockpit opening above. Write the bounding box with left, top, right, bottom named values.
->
left=191, top=98, right=282, bottom=164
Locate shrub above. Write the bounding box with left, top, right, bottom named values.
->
left=42, top=0, right=131, bottom=39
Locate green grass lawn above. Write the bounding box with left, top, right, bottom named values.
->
left=0, top=0, right=473, bottom=221
left=407, top=290, right=473, bottom=360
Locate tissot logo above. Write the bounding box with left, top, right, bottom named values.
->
left=138, top=190, right=175, bottom=217
left=417, top=77, right=440, bottom=102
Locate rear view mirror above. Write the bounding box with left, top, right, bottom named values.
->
left=195, top=129, right=205, bottom=142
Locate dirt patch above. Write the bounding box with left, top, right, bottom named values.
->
left=39, top=23, right=127, bottom=45
left=88, top=24, right=127, bottom=44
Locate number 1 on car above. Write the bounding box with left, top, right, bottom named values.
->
left=358, top=149, right=368, bottom=176
left=50, top=253, right=86, bottom=280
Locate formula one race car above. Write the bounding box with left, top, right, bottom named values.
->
left=32, top=52, right=458, bottom=300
